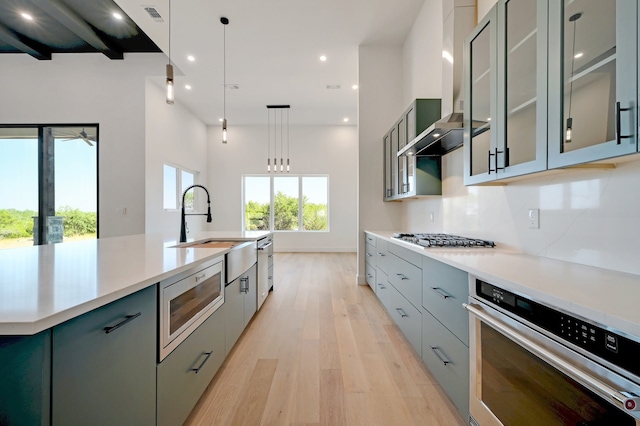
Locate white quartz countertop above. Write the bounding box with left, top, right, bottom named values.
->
left=366, top=231, right=640, bottom=339
left=0, top=231, right=271, bottom=335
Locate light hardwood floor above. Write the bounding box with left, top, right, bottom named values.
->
left=185, top=252, right=466, bottom=426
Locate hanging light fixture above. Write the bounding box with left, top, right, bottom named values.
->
left=266, top=105, right=291, bottom=173
left=221, top=17, right=229, bottom=143
left=165, top=0, right=174, bottom=104
left=565, top=12, right=581, bottom=144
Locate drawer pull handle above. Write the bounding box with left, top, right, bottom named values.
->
left=366, top=237, right=374, bottom=242
left=240, top=277, right=249, bottom=293
left=377, top=252, right=386, bottom=257
left=377, top=283, right=386, bottom=290
left=367, top=274, right=373, bottom=278
left=430, top=287, right=451, bottom=299
left=195, top=273, right=206, bottom=282
left=104, top=312, right=141, bottom=334
left=396, top=273, right=408, bottom=280
left=192, top=351, right=213, bottom=374
left=430, top=346, right=451, bottom=366
left=366, top=253, right=373, bottom=257
left=396, top=308, right=408, bottom=318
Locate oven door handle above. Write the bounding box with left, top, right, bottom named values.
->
left=464, top=303, right=631, bottom=411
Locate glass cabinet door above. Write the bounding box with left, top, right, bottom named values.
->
left=390, top=127, right=398, bottom=197
left=548, top=0, right=637, bottom=168
left=383, top=133, right=392, bottom=199
left=464, top=7, right=497, bottom=185
left=499, top=0, right=547, bottom=177
left=397, top=118, right=406, bottom=194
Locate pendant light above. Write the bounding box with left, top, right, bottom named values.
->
left=221, top=17, right=229, bottom=143
left=165, top=0, right=174, bottom=104
left=565, top=13, right=581, bottom=144
left=266, top=105, right=291, bottom=173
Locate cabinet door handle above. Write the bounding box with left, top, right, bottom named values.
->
left=488, top=150, right=494, bottom=174
left=366, top=253, right=373, bottom=257
left=366, top=274, right=373, bottom=278
left=366, top=237, right=374, bottom=242
left=616, top=102, right=633, bottom=145
left=396, top=307, right=408, bottom=318
left=377, top=283, right=386, bottom=290
left=396, top=273, right=408, bottom=280
left=195, top=273, right=206, bottom=283
left=377, top=252, right=386, bottom=257
left=430, top=346, right=451, bottom=366
left=192, top=351, right=213, bottom=374
left=240, top=277, right=249, bottom=293
left=430, top=287, right=451, bottom=299
left=104, top=312, right=141, bottom=334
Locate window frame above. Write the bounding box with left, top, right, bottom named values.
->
left=163, top=163, right=198, bottom=212
left=242, top=174, right=329, bottom=233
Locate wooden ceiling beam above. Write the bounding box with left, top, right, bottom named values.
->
left=28, top=0, right=124, bottom=60
left=0, top=24, right=51, bottom=60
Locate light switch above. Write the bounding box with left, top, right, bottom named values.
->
left=528, top=209, right=539, bottom=229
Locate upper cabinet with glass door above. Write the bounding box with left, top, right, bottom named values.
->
left=465, top=0, right=548, bottom=185
left=548, top=0, right=637, bottom=168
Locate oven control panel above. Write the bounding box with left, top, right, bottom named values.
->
left=476, top=279, right=640, bottom=378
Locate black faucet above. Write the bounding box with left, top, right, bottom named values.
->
left=179, top=184, right=212, bottom=242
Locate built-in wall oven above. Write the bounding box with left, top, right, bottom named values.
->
left=159, top=256, right=224, bottom=360
left=464, top=277, right=640, bottom=426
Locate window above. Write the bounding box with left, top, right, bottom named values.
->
left=164, top=164, right=196, bottom=211
left=0, top=125, right=98, bottom=249
left=243, top=175, right=329, bottom=232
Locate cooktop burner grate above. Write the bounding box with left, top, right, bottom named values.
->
left=392, top=233, right=495, bottom=248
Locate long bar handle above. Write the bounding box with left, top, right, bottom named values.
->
left=395, top=307, right=408, bottom=318
left=430, top=346, right=451, bottom=366
left=430, top=287, right=451, bottom=299
left=257, top=242, right=273, bottom=250
left=377, top=283, right=387, bottom=290
left=616, top=102, right=633, bottom=145
left=195, top=273, right=206, bottom=283
left=192, top=351, right=213, bottom=374
left=240, top=277, right=249, bottom=293
left=396, top=273, right=409, bottom=280
left=104, top=312, right=141, bottom=334
left=377, top=252, right=386, bottom=257
left=464, top=303, right=629, bottom=409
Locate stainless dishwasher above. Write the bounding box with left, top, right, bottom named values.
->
left=256, top=235, right=273, bottom=310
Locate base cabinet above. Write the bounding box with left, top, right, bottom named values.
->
left=52, top=286, right=156, bottom=426
left=223, top=263, right=257, bottom=356
left=0, top=331, right=51, bottom=426
left=157, top=306, right=225, bottom=426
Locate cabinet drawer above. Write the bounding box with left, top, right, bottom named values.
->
left=421, top=309, right=469, bottom=418
left=365, top=240, right=377, bottom=267
left=157, top=307, right=225, bottom=426
left=422, top=256, right=469, bottom=346
left=365, top=262, right=376, bottom=292
left=388, top=241, right=423, bottom=268
left=375, top=238, right=389, bottom=273
left=52, top=285, right=156, bottom=426
left=388, top=254, right=422, bottom=310
left=377, top=273, right=421, bottom=355
left=364, top=233, right=376, bottom=246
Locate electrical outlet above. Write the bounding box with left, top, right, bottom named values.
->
left=528, top=209, right=539, bottom=229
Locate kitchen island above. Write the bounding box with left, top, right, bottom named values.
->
left=0, top=230, right=271, bottom=425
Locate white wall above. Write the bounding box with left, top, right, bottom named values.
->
left=402, top=0, right=444, bottom=106
left=144, top=81, right=208, bottom=236
left=207, top=125, right=358, bottom=252
left=477, top=0, right=497, bottom=22
left=0, top=53, right=166, bottom=238
left=357, top=45, right=405, bottom=283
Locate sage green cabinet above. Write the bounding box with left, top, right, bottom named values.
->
left=52, top=285, right=156, bottom=426
left=157, top=307, right=225, bottom=426
left=464, top=0, right=548, bottom=185
left=224, top=263, right=257, bottom=355
left=548, top=0, right=638, bottom=168
left=384, top=99, right=442, bottom=200
left=0, top=331, right=51, bottom=426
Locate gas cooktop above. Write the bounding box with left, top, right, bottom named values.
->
left=392, top=233, right=495, bottom=248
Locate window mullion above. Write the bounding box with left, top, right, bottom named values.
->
left=298, top=175, right=303, bottom=231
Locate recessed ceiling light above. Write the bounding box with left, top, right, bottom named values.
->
left=487, top=117, right=491, bottom=121
left=187, top=55, right=195, bottom=62
left=112, top=12, right=123, bottom=20
left=574, top=52, right=584, bottom=59
left=21, top=12, right=33, bottom=21
left=185, top=84, right=192, bottom=90
left=343, top=118, right=349, bottom=123
left=320, top=55, right=327, bottom=62
left=219, top=118, right=224, bottom=122
left=352, top=84, right=358, bottom=90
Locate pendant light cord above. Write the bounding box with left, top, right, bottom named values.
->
left=223, top=22, right=226, bottom=119
left=168, top=0, right=171, bottom=65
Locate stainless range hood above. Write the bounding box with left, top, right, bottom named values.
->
left=398, top=112, right=464, bottom=156
left=399, top=2, right=475, bottom=157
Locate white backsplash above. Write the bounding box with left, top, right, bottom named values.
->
left=402, top=149, right=640, bottom=276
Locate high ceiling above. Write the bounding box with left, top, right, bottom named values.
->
left=2, top=0, right=428, bottom=126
